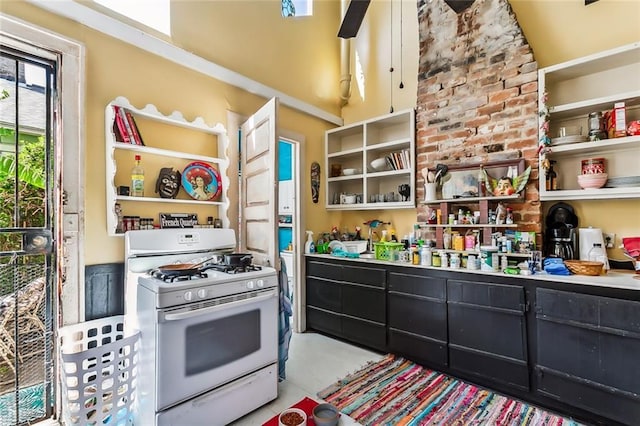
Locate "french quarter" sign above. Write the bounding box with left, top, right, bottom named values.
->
left=159, top=213, right=198, bottom=228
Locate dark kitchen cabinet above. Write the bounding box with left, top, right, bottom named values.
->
left=306, top=258, right=387, bottom=351
left=447, top=279, right=529, bottom=391
left=535, top=288, right=640, bottom=425
left=387, top=270, right=448, bottom=369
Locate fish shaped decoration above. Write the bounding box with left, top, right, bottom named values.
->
left=484, top=165, right=531, bottom=196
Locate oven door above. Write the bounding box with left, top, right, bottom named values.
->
left=155, top=287, right=278, bottom=410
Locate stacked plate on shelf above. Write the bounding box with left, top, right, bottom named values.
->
left=604, top=176, right=640, bottom=188
left=550, top=135, right=588, bottom=146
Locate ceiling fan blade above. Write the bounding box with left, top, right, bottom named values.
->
left=338, top=0, right=371, bottom=39
left=444, top=0, right=475, bottom=14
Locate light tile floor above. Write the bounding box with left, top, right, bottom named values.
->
left=230, top=331, right=384, bottom=426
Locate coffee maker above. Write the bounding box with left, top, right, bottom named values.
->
left=545, top=227, right=576, bottom=260
left=544, top=203, right=578, bottom=260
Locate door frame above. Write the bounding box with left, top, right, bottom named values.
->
left=1, top=12, right=85, bottom=421
left=227, top=110, right=305, bottom=333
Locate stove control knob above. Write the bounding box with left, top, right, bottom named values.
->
left=247, top=280, right=255, bottom=289
left=197, top=289, right=207, bottom=299
left=257, top=279, right=264, bottom=288
left=184, top=291, right=193, bottom=301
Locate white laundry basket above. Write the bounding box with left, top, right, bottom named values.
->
left=58, top=315, right=140, bottom=426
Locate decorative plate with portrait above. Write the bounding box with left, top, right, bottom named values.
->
left=181, top=161, right=222, bottom=201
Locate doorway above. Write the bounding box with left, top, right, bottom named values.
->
left=1, top=15, right=85, bottom=423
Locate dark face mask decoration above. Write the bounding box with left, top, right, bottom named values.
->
left=155, top=167, right=181, bottom=199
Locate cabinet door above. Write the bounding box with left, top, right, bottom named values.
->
left=388, top=272, right=448, bottom=368
left=447, top=279, right=529, bottom=390
left=340, top=264, right=386, bottom=349
left=535, top=289, right=640, bottom=425
left=278, top=180, right=293, bottom=214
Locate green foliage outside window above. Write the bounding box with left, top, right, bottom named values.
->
left=0, top=89, right=46, bottom=252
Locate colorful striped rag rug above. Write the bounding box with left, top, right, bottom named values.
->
left=317, top=354, right=584, bottom=426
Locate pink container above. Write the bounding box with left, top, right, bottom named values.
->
left=465, top=235, right=476, bottom=250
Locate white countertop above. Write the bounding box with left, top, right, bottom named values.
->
left=306, top=254, right=640, bottom=292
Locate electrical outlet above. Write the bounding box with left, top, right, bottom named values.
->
left=603, top=233, right=616, bottom=249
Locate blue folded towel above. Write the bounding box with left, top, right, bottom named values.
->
left=543, top=257, right=571, bottom=275
left=330, top=248, right=360, bottom=259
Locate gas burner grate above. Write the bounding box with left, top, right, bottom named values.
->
left=149, top=269, right=208, bottom=282
left=204, top=264, right=263, bottom=274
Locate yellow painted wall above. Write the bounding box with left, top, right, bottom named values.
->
left=1, top=0, right=337, bottom=264
left=2, top=0, right=639, bottom=263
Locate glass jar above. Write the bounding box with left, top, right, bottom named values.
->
left=432, top=252, right=441, bottom=267
left=420, top=246, right=432, bottom=266
left=450, top=253, right=460, bottom=269
left=440, top=252, right=449, bottom=268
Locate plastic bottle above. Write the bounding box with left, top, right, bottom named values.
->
left=420, top=246, right=432, bottom=266
left=588, top=243, right=608, bottom=273
left=304, top=230, right=315, bottom=254
left=131, top=154, right=144, bottom=197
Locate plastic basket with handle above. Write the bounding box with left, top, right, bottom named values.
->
left=374, top=242, right=404, bottom=260
left=58, top=315, right=140, bottom=426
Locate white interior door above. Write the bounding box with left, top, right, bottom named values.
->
left=239, top=98, right=278, bottom=268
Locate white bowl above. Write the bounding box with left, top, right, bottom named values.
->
left=342, top=168, right=360, bottom=176
left=278, top=408, right=307, bottom=426
left=370, top=158, right=387, bottom=172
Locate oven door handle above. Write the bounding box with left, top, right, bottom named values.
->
left=162, top=291, right=276, bottom=322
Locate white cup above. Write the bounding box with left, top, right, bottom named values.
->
left=424, top=183, right=437, bottom=201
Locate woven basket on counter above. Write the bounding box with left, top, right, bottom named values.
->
left=564, top=260, right=604, bottom=276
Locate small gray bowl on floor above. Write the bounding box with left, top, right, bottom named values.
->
left=312, top=403, right=339, bottom=426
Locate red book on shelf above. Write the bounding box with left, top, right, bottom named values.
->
left=125, top=111, right=145, bottom=146
left=116, top=106, right=136, bottom=144
left=112, top=105, right=130, bottom=144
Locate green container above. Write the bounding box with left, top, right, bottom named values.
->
left=374, top=242, right=404, bottom=260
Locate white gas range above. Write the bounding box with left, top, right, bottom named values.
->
left=125, top=228, right=279, bottom=426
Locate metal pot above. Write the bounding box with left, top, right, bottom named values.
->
left=224, top=253, right=253, bottom=267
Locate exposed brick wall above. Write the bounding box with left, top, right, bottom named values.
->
left=416, top=0, right=542, bottom=235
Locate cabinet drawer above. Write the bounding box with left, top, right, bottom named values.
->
left=388, top=272, right=446, bottom=300
left=537, top=288, right=640, bottom=334
left=306, top=260, right=386, bottom=288
left=536, top=366, right=640, bottom=426
left=307, top=307, right=341, bottom=336
left=342, top=283, right=385, bottom=322
left=306, top=277, right=341, bottom=312
left=388, top=292, right=446, bottom=341
left=388, top=329, right=447, bottom=369
left=448, top=303, right=528, bottom=361
left=307, top=260, right=344, bottom=281
left=341, top=264, right=386, bottom=288
left=342, top=315, right=386, bottom=351
left=449, top=346, right=529, bottom=391
left=448, top=279, right=526, bottom=311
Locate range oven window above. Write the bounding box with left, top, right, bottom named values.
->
left=185, top=309, right=261, bottom=376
